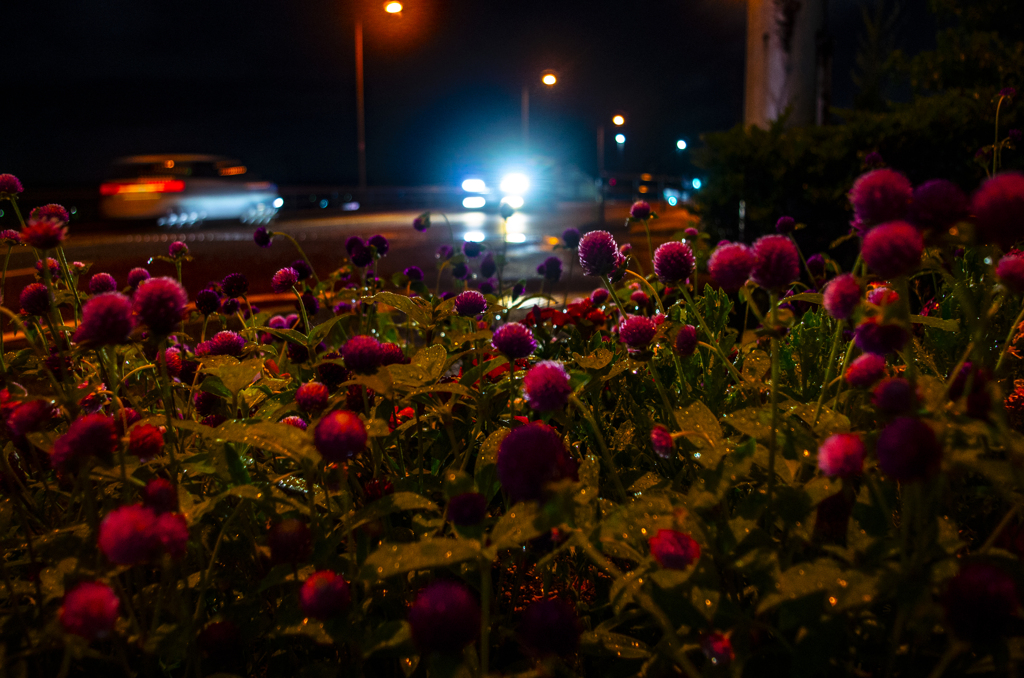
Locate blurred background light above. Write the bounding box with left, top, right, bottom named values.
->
left=499, top=173, right=529, bottom=194
left=462, top=196, right=486, bottom=209
left=614, top=133, right=625, bottom=144
left=463, top=231, right=485, bottom=242
left=461, top=178, right=487, bottom=193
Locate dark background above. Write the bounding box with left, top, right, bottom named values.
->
left=3, top=0, right=934, bottom=188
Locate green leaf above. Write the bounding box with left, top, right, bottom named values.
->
left=475, top=428, right=509, bottom=500
left=388, top=345, right=447, bottom=387
left=204, top=359, right=263, bottom=395
left=306, top=314, right=348, bottom=348
left=579, top=631, right=651, bottom=659
left=910, top=314, right=958, bottom=332
left=364, top=292, right=432, bottom=326
left=573, top=348, right=614, bottom=370
left=364, top=620, right=413, bottom=657
left=338, top=492, right=440, bottom=535
left=360, top=538, right=480, bottom=580
left=484, top=502, right=545, bottom=556
left=175, top=420, right=319, bottom=464
left=756, top=560, right=874, bottom=613
left=674, top=400, right=724, bottom=451
left=786, top=292, right=823, bottom=304
left=257, top=326, right=308, bottom=346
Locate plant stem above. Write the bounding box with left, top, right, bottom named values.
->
left=679, top=286, right=745, bottom=385
left=479, top=557, right=492, bottom=675
left=570, top=395, right=627, bottom=501
left=0, top=244, right=13, bottom=374
left=812, top=318, right=846, bottom=426
left=277, top=231, right=320, bottom=285
left=766, top=292, right=780, bottom=533
left=995, top=302, right=1024, bottom=375
left=602, top=276, right=629, bottom=323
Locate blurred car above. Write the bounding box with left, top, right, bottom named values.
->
left=459, top=161, right=557, bottom=212
left=100, top=154, right=281, bottom=227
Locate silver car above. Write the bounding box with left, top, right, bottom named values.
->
left=100, top=154, right=281, bottom=227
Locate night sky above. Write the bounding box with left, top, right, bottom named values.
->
left=5, top=0, right=932, bottom=188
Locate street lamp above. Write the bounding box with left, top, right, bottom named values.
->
left=522, top=69, right=557, bottom=150
left=541, top=70, right=557, bottom=87
left=615, top=133, right=626, bottom=144
left=353, top=4, right=402, bottom=189
left=612, top=114, right=625, bottom=126
left=676, top=139, right=687, bottom=150
left=384, top=2, right=403, bottom=13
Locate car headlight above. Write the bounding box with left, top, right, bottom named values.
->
left=461, top=179, right=487, bottom=193
left=499, top=173, right=529, bottom=195
left=272, top=197, right=284, bottom=208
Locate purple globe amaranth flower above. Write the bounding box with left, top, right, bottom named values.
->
left=492, top=322, right=537, bottom=359
left=845, top=353, right=886, bottom=388
left=413, top=213, right=430, bottom=232
left=192, top=391, right=223, bottom=417
left=195, top=288, right=220, bottom=316
left=497, top=422, right=577, bottom=503
left=630, top=200, right=652, bottom=220
left=578, top=230, right=619, bottom=277
left=297, top=290, right=319, bottom=317
left=751, top=234, right=800, bottom=291
left=537, top=256, right=563, bottom=282
left=479, top=253, right=497, bottom=278
left=822, top=274, right=861, bottom=319
left=141, top=478, right=178, bottom=514
left=296, top=382, right=329, bottom=412
left=378, top=343, right=405, bottom=366
left=35, top=257, right=60, bottom=280
left=271, top=267, right=298, bottom=293
left=653, top=240, right=695, bottom=284
left=708, top=242, right=755, bottom=293
left=510, top=282, right=525, bottom=300
left=404, top=265, right=424, bottom=281
left=817, top=433, right=865, bottom=478
left=21, top=217, right=67, bottom=250
left=684, top=227, right=699, bottom=238
left=314, top=410, right=367, bottom=462
left=0, top=174, right=23, bottom=196
left=876, top=416, right=942, bottom=482
left=6, top=400, right=54, bottom=438
left=974, top=172, right=1024, bottom=248
left=630, top=290, right=649, bottom=306
left=221, top=273, right=248, bottom=299
left=221, top=298, right=240, bottom=315
left=60, top=582, right=119, bottom=641
left=943, top=561, right=1019, bottom=642
left=873, top=377, right=919, bottom=415
left=451, top=261, right=470, bottom=280
left=74, top=293, right=134, bottom=346
left=300, top=571, right=351, bottom=620
left=281, top=415, right=308, bottom=430
left=862, top=221, right=923, bottom=278
left=369, top=234, right=389, bottom=256
left=999, top=254, right=1024, bottom=295
left=168, top=241, right=189, bottom=259
left=649, top=529, right=701, bottom=569
left=520, top=598, right=581, bottom=657
left=127, top=267, right=150, bottom=289
left=347, top=237, right=373, bottom=266
left=153, top=512, right=189, bottom=559
left=908, top=179, right=969, bottom=233
left=98, top=504, right=160, bottom=565
left=867, top=286, right=899, bottom=306
left=1000, top=87, right=1018, bottom=99
left=19, top=283, right=50, bottom=316
left=478, top=279, right=496, bottom=295
left=864, top=151, right=885, bottom=168
left=408, top=580, right=480, bottom=654
left=133, top=277, right=187, bottom=335
left=436, top=244, right=453, bottom=260
left=523, top=361, right=571, bottom=412
left=447, top=492, right=488, bottom=526
left=562, top=227, right=581, bottom=248
left=454, top=290, right=487, bottom=317
left=88, top=272, right=117, bottom=294
left=591, top=287, right=610, bottom=304
left=849, top=168, right=912, bottom=229
left=807, top=253, right=826, bottom=277
left=462, top=240, right=483, bottom=258
left=618, top=315, right=657, bottom=349
left=268, top=518, right=312, bottom=565
left=650, top=424, right=674, bottom=459
left=289, top=259, right=312, bottom=282
left=196, top=331, right=245, bottom=357
left=0, top=229, right=20, bottom=245
left=253, top=225, right=272, bottom=247
left=775, top=215, right=796, bottom=234
left=674, top=325, right=698, bottom=357
left=948, top=362, right=992, bottom=419
left=854, top=317, right=909, bottom=355
left=342, top=335, right=382, bottom=374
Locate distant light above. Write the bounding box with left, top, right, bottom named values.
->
left=463, top=231, right=485, bottom=242
left=676, top=139, right=687, bottom=150
left=615, top=133, right=625, bottom=144
left=500, top=173, right=530, bottom=194
left=640, top=173, right=653, bottom=181
left=342, top=201, right=360, bottom=211
left=384, top=2, right=403, bottom=13
left=462, top=196, right=486, bottom=209
left=667, top=196, right=678, bottom=206
left=692, top=178, right=702, bottom=190
left=272, top=197, right=284, bottom=208
left=462, top=178, right=487, bottom=193
left=638, top=186, right=649, bottom=193
left=506, top=232, right=526, bottom=243
left=546, top=236, right=559, bottom=245
left=541, top=72, right=557, bottom=86
left=319, top=199, right=329, bottom=208
left=612, top=115, right=625, bottom=126
left=502, top=195, right=525, bottom=209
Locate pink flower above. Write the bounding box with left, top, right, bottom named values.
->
left=129, top=423, right=165, bottom=462
left=60, top=581, right=119, bottom=641
left=314, top=410, right=367, bottom=462
left=997, top=254, right=1024, bottom=295
left=268, top=518, right=312, bottom=565
left=408, top=581, right=480, bottom=654
left=844, top=353, right=886, bottom=388
left=650, top=424, right=674, bottom=458
left=51, top=413, right=118, bottom=470
left=296, top=382, right=329, bottom=412
left=300, top=571, right=352, bottom=620
left=708, top=243, right=755, bottom=293
left=750, top=234, right=800, bottom=291
left=153, top=512, right=189, bottom=559
left=74, top=293, right=134, bottom=346
left=133, top=277, right=187, bottom=336
left=862, top=222, right=923, bottom=278
left=522, top=361, right=571, bottom=412
left=849, top=168, right=912, bottom=229
left=972, top=171, right=1024, bottom=248
left=648, top=529, right=701, bottom=569
left=817, top=433, right=865, bottom=477
left=822, top=274, right=861, bottom=319
left=98, top=505, right=160, bottom=565
left=21, top=217, right=67, bottom=250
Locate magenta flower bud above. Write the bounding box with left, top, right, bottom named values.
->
left=127, top=267, right=150, bottom=289
left=578, top=230, right=619, bottom=277
left=537, top=256, right=563, bottom=282
left=684, top=227, right=699, bottom=238
left=19, top=282, right=50, bottom=316
left=822, top=274, right=861, bottom=319
left=195, top=288, right=220, bottom=315
left=413, top=214, right=430, bottom=232
left=75, top=293, right=134, bottom=346
left=436, top=244, right=453, bottom=260
left=342, top=335, right=382, bottom=374
left=89, top=272, right=117, bottom=294
left=807, top=253, right=826, bottom=277
left=0, top=174, right=24, bottom=196
left=519, top=598, right=581, bottom=657
left=908, top=179, right=969, bottom=232
left=523, top=360, right=571, bottom=412
left=650, top=424, right=674, bottom=458
left=492, top=322, right=537, bottom=359
left=817, top=433, right=865, bottom=477
left=164, top=347, right=182, bottom=378
left=455, top=290, right=487, bottom=317
left=0, top=229, right=21, bottom=245
left=873, top=377, right=919, bottom=415
left=630, top=200, right=651, bottom=220
left=281, top=415, right=308, bottom=430
left=943, top=561, right=1019, bottom=641
left=653, top=241, right=695, bottom=284
left=221, top=272, right=248, bottom=299
left=648, top=529, right=701, bottom=569
left=168, top=241, right=189, bottom=259
left=51, top=413, right=118, bottom=470
left=369, top=234, right=389, bottom=255
left=708, top=242, right=755, bottom=293
left=630, top=289, right=649, bottom=305
left=867, top=286, right=898, bottom=306
left=775, top=215, right=796, bottom=234
left=751, top=234, right=800, bottom=291
left=133, top=277, right=187, bottom=336
left=6, top=400, right=54, bottom=438
left=268, top=518, right=312, bottom=565
left=404, top=265, right=424, bottom=281
left=701, top=632, right=735, bottom=666
left=21, top=217, right=67, bottom=250
left=129, top=423, right=164, bottom=463
left=300, top=571, right=351, bottom=620
left=845, top=353, right=886, bottom=388
left=462, top=240, right=482, bottom=258
left=192, top=391, right=222, bottom=417
left=60, top=581, right=119, bottom=641
left=862, top=221, right=923, bottom=278
left=253, top=225, right=272, bottom=247
left=296, top=382, right=329, bottom=412
left=849, top=168, right=912, bottom=228
left=998, top=254, right=1024, bottom=295
left=674, top=325, right=698, bottom=357
left=272, top=267, right=299, bottom=293
left=854, top=317, right=909, bottom=355
left=196, top=330, right=246, bottom=357
left=876, top=417, right=942, bottom=481
left=590, top=287, right=609, bottom=304
left=141, top=478, right=178, bottom=514
left=618, top=315, right=657, bottom=349
left=314, top=410, right=367, bottom=462
left=98, top=504, right=160, bottom=565
left=497, top=422, right=577, bottom=502
left=347, top=237, right=372, bottom=266
left=562, top=227, right=581, bottom=248
left=408, top=580, right=480, bottom=654
left=447, top=492, right=488, bottom=526
left=221, top=298, right=240, bottom=315
left=378, top=342, right=405, bottom=366
left=154, top=512, right=189, bottom=559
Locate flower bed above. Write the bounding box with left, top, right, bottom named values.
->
left=1, top=121, right=1024, bottom=676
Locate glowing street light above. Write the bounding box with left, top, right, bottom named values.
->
left=384, top=2, right=403, bottom=13
left=541, top=70, right=557, bottom=86
left=676, top=139, right=688, bottom=150
left=615, top=133, right=626, bottom=144
left=612, top=114, right=625, bottom=126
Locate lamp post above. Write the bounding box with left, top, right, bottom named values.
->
left=521, top=70, right=558, bottom=153
left=353, top=2, right=403, bottom=189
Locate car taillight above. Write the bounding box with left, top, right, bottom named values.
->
left=100, top=180, right=185, bottom=196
